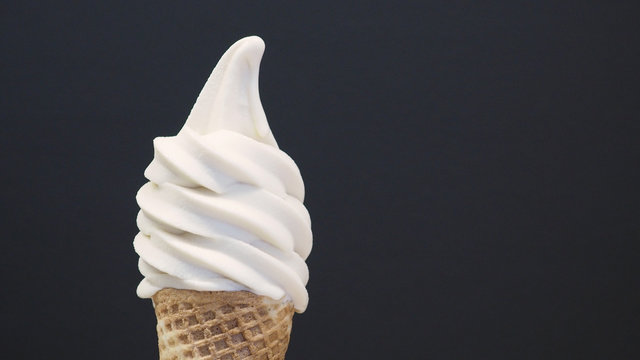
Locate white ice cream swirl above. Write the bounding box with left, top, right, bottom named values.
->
left=134, top=37, right=312, bottom=312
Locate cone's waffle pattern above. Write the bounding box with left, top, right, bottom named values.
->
left=152, top=289, right=294, bottom=360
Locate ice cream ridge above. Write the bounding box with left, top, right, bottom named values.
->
left=134, top=36, right=312, bottom=360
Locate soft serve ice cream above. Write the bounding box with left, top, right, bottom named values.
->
left=134, top=36, right=312, bottom=312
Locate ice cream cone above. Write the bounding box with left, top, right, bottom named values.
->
left=152, top=288, right=295, bottom=360
left=136, top=37, right=311, bottom=359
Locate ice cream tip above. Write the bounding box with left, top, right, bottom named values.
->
left=183, top=36, right=276, bottom=146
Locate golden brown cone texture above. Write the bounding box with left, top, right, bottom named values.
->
left=152, top=288, right=295, bottom=360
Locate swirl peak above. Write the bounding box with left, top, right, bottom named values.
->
left=182, top=36, right=277, bottom=147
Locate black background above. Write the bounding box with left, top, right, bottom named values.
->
left=1, top=1, right=639, bottom=359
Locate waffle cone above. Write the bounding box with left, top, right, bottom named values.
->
left=152, top=288, right=295, bottom=360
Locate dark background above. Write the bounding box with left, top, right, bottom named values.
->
left=1, top=1, right=639, bottom=359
